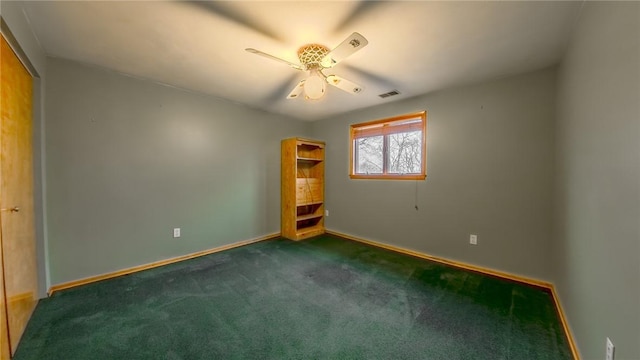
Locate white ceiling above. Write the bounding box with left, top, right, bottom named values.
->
left=21, top=1, right=583, bottom=121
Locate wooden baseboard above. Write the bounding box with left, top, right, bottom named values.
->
left=325, top=229, right=580, bottom=360
left=326, top=230, right=551, bottom=287
left=549, top=285, right=581, bottom=360
left=48, top=232, right=280, bottom=296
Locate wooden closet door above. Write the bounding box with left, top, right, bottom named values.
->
left=1, top=34, right=37, bottom=356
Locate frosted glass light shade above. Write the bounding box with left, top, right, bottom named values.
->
left=304, top=70, right=326, bottom=100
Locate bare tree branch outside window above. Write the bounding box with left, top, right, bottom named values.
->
left=355, top=136, right=383, bottom=174
left=388, top=131, right=421, bottom=174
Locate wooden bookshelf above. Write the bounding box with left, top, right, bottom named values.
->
left=281, top=138, right=325, bottom=240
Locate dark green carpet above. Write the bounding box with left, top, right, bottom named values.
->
left=15, top=235, right=572, bottom=359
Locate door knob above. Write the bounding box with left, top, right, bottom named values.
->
left=1, top=206, right=19, bottom=212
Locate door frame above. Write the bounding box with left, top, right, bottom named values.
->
left=0, top=18, right=47, bottom=299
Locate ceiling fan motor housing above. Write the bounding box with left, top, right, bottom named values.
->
left=297, top=44, right=330, bottom=69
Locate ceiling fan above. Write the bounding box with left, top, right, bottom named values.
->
left=246, top=32, right=369, bottom=100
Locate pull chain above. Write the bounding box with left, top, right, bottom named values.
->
left=414, top=180, right=419, bottom=211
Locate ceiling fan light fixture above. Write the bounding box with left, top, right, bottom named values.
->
left=303, top=69, right=326, bottom=100
left=247, top=32, right=368, bottom=101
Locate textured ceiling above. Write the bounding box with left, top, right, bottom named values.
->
left=21, top=1, right=583, bottom=121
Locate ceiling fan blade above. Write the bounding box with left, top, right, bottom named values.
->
left=342, top=63, right=397, bottom=89
left=333, top=2, right=384, bottom=33
left=326, top=75, right=364, bottom=95
left=287, top=79, right=305, bottom=99
left=245, top=48, right=303, bottom=70
left=182, top=2, right=282, bottom=41
left=321, top=32, right=369, bottom=68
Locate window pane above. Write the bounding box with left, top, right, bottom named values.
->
left=355, top=136, right=383, bottom=174
left=388, top=131, right=422, bottom=174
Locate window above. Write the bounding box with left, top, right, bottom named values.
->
left=350, top=111, right=426, bottom=180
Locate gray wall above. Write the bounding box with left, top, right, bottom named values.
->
left=312, top=68, right=557, bottom=282
left=1, top=1, right=50, bottom=297
left=553, top=2, right=640, bottom=359
left=45, top=58, right=310, bottom=285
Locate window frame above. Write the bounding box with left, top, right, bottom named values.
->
left=349, top=111, right=427, bottom=180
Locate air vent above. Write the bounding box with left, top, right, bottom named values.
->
left=378, top=90, right=400, bottom=98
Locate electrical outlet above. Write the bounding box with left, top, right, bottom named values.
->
left=325, top=210, right=329, bottom=217
left=606, top=338, right=615, bottom=360
left=173, top=228, right=181, bottom=238
left=470, top=234, right=478, bottom=245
